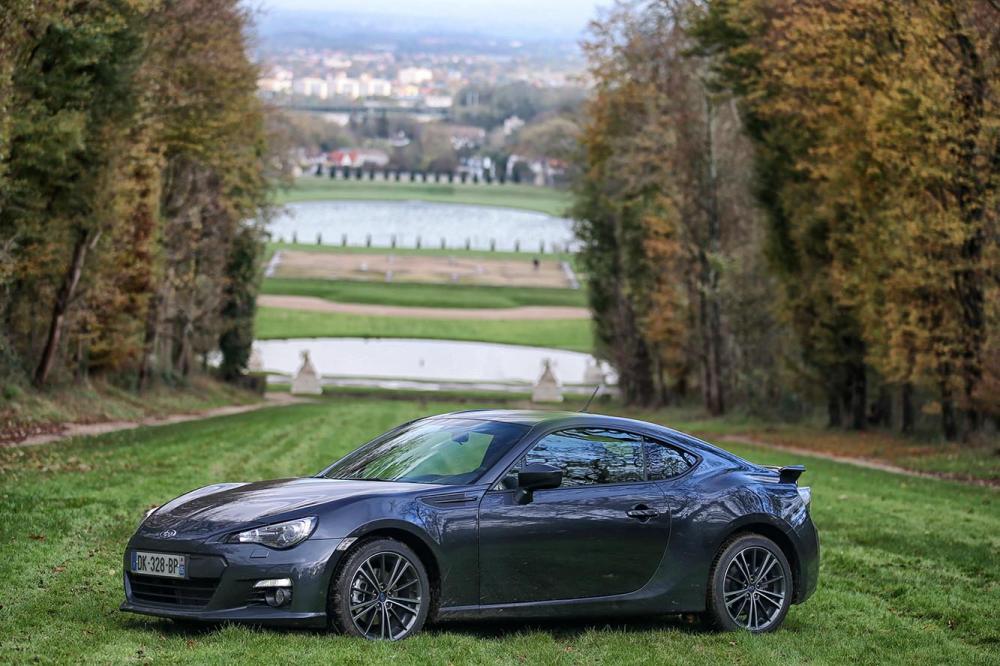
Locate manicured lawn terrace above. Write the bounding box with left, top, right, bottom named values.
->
left=255, top=306, right=593, bottom=353
left=261, top=277, right=587, bottom=310
left=274, top=178, right=573, bottom=217
left=1, top=397, right=997, bottom=664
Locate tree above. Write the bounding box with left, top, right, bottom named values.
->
left=0, top=0, right=271, bottom=391
left=1, top=1, right=144, bottom=386
left=576, top=0, right=780, bottom=413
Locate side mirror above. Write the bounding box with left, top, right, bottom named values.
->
left=514, top=463, right=562, bottom=504
left=518, top=463, right=563, bottom=491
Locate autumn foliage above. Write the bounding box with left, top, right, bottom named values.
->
left=577, top=0, right=998, bottom=439
left=0, top=0, right=271, bottom=390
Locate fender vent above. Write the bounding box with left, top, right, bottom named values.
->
left=418, top=492, right=480, bottom=508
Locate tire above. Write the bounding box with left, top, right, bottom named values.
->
left=329, top=538, right=431, bottom=640
left=706, top=534, right=793, bottom=633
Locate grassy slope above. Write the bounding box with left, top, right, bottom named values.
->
left=261, top=277, right=587, bottom=309
left=274, top=178, right=573, bottom=217
left=255, top=306, right=593, bottom=353
left=0, top=376, right=259, bottom=441
left=1, top=397, right=997, bottom=664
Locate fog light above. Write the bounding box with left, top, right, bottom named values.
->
left=254, top=578, right=293, bottom=607
left=265, top=587, right=292, bottom=607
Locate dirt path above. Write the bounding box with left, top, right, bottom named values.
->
left=258, top=294, right=590, bottom=320
left=716, top=434, right=999, bottom=489
left=4, top=393, right=310, bottom=449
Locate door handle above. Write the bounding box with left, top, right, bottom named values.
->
left=627, top=504, right=659, bottom=520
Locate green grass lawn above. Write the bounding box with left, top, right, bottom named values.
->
left=255, top=306, right=593, bottom=353
left=262, top=277, right=587, bottom=309
left=274, top=178, right=573, bottom=217
left=1, top=397, right=997, bottom=664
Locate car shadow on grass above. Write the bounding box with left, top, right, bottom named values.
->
left=426, top=614, right=707, bottom=639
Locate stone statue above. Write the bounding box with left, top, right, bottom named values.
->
left=583, top=358, right=605, bottom=386
left=291, top=350, right=323, bottom=395
left=532, top=359, right=563, bottom=403
left=248, top=346, right=264, bottom=373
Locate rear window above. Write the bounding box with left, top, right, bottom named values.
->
left=644, top=437, right=697, bottom=480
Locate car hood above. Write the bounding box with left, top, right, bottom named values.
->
left=139, top=477, right=430, bottom=539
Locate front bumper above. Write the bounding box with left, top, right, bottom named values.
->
left=120, top=536, right=344, bottom=628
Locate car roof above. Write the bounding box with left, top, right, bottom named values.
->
left=433, top=409, right=753, bottom=468
left=436, top=409, right=596, bottom=426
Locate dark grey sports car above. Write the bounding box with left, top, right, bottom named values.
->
left=121, top=410, right=819, bottom=639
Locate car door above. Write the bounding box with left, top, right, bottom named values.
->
left=478, top=427, right=671, bottom=605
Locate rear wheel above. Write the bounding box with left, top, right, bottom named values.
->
left=329, top=538, right=430, bottom=640
left=706, top=534, right=792, bottom=633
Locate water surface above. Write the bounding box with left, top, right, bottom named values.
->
left=256, top=337, right=614, bottom=393
left=270, top=200, right=577, bottom=253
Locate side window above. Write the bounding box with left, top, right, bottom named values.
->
left=523, top=428, right=644, bottom=487
left=644, top=437, right=697, bottom=480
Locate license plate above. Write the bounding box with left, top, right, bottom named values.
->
left=131, top=551, right=187, bottom=579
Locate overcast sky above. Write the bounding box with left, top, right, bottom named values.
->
left=255, top=0, right=612, bottom=39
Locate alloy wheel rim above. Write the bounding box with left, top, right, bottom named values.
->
left=723, top=546, right=787, bottom=631
left=349, top=551, right=423, bottom=640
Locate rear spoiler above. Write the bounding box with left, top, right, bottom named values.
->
left=777, top=465, right=806, bottom=484
left=760, top=464, right=806, bottom=484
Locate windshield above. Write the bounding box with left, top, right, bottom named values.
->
left=321, top=417, right=530, bottom=485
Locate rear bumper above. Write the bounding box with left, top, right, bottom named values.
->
left=792, top=517, right=820, bottom=604
left=120, top=536, right=344, bottom=627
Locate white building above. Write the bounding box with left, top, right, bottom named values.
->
left=362, top=77, right=392, bottom=97
left=332, top=77, right=361, bottom=99
left=398, top=66, right=433, bottom=85
left=257, top=76, right=291, bottom=94
left=292, top=77, right=329, bottom=99
left=257, top=66, right=293, bottom=95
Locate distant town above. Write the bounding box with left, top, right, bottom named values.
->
left=257, top=38, right=586, bottom=186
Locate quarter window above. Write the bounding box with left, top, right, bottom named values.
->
left=522, top=428, right=644, bottom=487
left=644, top=437, right=697, bottom=480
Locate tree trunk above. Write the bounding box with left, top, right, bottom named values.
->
left=871, top=385, right=891, bottom=428
left=900, top=382, right=914, bottom=434
left=826, top=390, right=842, bottom=429
left=946, top=2, right=987, bottom=445
left=850, top=363, right=866, bottom=430
left=699, top=88, right=725, bottom=416
left=34, top=227, right=93, bottom=387
left=941, top=382, right=958, bottom=441
left=137, top=291, right=162, bottom=391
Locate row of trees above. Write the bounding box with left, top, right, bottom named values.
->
left=575, top=0, right=998, bottom=439
left=0, top=0, right=271, bottom=390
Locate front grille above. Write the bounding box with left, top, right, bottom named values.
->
left=128, top=573, right=219, bottom=608
left=246, top=589, right=268, bottom=606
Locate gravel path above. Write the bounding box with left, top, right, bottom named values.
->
left=717, top=434, right=998, bottom=489
left=258, top=294, right=591, bottom=320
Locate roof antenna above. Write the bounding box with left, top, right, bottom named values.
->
left=579, top=385, right=601, bottom=413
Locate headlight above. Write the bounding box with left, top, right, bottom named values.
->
left=797, top=486, right=812, bottom=507
left=228, top=517, right=317, bottom=549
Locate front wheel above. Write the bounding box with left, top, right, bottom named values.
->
left=329, top=538, right=430, bottom=640
left=706, top=534, right=793, bottom=633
